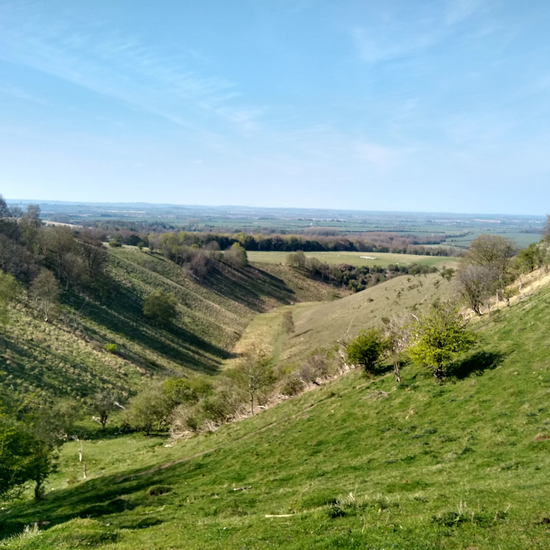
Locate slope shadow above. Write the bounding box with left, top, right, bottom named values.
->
left=202, top=264, right=294, bottom=312
left=447, top=351, right=505, bottom=379
left=1, top=340, right=128, bottom=398
left=64, top=282, right=228, bottom=374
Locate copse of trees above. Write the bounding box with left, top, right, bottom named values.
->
left=101, top=224, right=461, bottom=257
left=287, top=252, right=438, bottom=292
left=0, top=195, right=109, bottom=297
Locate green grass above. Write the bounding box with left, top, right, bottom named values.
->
left=3, top=275, right=550, bottom=548
left=249, top=251, right=461, bottom=269
left=0, top=249, right=334, bottom=401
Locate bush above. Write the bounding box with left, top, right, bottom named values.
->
left=104, top=343, right=118, bottom=354
left=281, top=373, right=305, bottom=396
left=143, top=290, right=178, bottom=325
left=346, top=329, right=386, bottom=374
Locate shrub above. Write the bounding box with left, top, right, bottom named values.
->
left=104, top=343, right=118, bottom=354
left=281, top=373, right=305, bottom=396
left=143, top=290, right=178, bottom=325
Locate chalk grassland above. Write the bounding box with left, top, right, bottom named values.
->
left=226, top=272, right=453, bottom=371
left=248, top=251, right=461, bottom=268
left=3, top=280, right=550, bottom=548
left=0, top=249, right=337, bottom=400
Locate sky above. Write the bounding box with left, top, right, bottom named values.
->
left=1, top=0, right=550, bottom=215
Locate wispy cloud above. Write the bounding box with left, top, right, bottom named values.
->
left=352, top=0, right=486, bottom=63
left=0, top=1, right=263, bottom=134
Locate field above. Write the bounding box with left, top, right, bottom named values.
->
left=3, top=277, right=550, bottom=548
left=248, top=250, right=461, bottom=269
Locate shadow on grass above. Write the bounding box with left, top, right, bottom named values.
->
left=0, top=459, right=184, bottom=539
left=202, top=264, right=295, bottom=312
left=64, top=280, right=229, bottom=374
left=446, top=351, right=505, bottom=379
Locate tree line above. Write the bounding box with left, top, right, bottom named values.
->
left=287, top=250, right=439, bottom=292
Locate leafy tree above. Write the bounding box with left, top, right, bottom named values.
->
left=88, top=391, right=121, bottom=430
left=143, top=290, right=178, bottom=325
left=30, top=269, right=59, bottom=322
left=232, top=346, right=272, bottom=415
left=515, top=243, right=547, bottom=273
left=224, top=242, right=248, bottom=268
left=346, top=328, right=387, bottom=374
left=127, top=384, right=172, bottom=435
left=0, top=388, right=61, bottom=500
left=408, top=300, right=475, bottom=380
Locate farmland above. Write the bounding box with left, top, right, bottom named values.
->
left=248, top=250, right=461, bottom=269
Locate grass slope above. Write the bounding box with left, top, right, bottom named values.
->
left=0, top=249, right=333, bottom=400
left=3, top=277, right=550, bottom=548
left=228, top=272, right=453, bottom=371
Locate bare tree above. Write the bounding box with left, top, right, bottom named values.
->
left=381, top=314, right=412, bottom=383
left=454, top=264, right=497, bottom=315
left=30, top=269, right=60, bottom=322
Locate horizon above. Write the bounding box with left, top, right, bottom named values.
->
left=4, top=196, right=546, bottom=220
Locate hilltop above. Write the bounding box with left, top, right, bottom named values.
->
left=2, top=269, right=550, bottom=548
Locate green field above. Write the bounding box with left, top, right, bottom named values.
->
left=248, top=250, right=461, bottom=269
left=3, top=278, right=550, bottom=548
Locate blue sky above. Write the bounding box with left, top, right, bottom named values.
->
left=1, top=0, right=550, bottom=214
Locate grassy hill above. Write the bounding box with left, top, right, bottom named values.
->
left=0, top=248, right=337, bottom=401
left=2, top=274, right=550, bottom=548
left=226, top=272, right=453, bottom=371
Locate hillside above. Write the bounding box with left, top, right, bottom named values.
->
left=227, top=272, right=453, bottom=370
left=2, top=274, right=550, bottom=548
left=0, top=248, right=337, bottom=400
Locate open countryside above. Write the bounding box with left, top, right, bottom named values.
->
left=3, top=1, right=550, bottom=548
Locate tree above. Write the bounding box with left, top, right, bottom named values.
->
left=78, top=231, right=108, bottom=282
left=232, top=346, right=272, bottom=415
left=408, top=300, right=475, bottom=380
left=381, top=314, right=412, bottom=383
left=463, top=235, right=515, bottom=284
left=346, top=328, right=386, bottom=374
left=454, top=264, right=496, bottom=315
left=0, top=388, right=60, bottom=500
left=89, top=391, right=121, bottom=430
left=515, top=243, right=547, bottom=273
left=127, top=384, right=172, bottom=435
left=143, top=290, right=178, bottom=325
left=224, top=243, right=248, bottom=268
left=30, top=269, right=59, bottom=322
